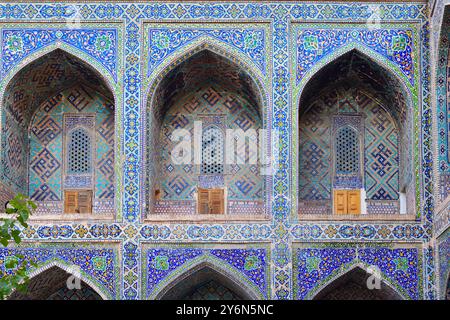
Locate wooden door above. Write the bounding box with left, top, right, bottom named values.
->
left=64, top=191, right=78, bottom=213
left=347, top=190, right=361, bottom=214
left=64, top=190, right=92, bottom=214
left=209, top=189, right=224, bottom=214
left=197, top=188, right=225, bottom=214
left=334, top=190, right=347, bottom=214
left=198, top=188, right=210, bottom=214
left=333, top=189, right=361, bottom=214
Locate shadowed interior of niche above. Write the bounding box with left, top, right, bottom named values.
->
left=313, top=267, right=402, bottom=300
left=160, top=266, right=254, bottom=300
left=8, top=266, right=102, bottom=300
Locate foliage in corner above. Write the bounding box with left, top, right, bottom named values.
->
left=0, top=193, right=37, bottom=300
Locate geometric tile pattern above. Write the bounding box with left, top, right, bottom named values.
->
left=365, top=105, right=399, bottom=200
left=1, top=48, right=113, bottom=200
left=0, top=1, right=439, bottom=301
left=157, top=85, right=262, bottom=201
left=28, top=84, right=114, bottom=211
left=296, top=28, right=414, bottom=86
left=299, top=101, right=331, bottom=201
left=30, top=149, right=61, bottom=183
left=294, top=245, right=421, bottom=300
left=2, top=28, right=117, bottom=80
left=148, top=28, right=266, bottom=75
left=299, top=88, right=399, bottom=208
left=144, top=247, right=268, bottom=299
left=0, top=243, right=120, bottom=300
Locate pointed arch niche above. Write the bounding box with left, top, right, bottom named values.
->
left=154, top=262, right=260, bottom=300
left=8, top=265, right=104, bottom=300
left=0, top=49, right=116, bottom=219
left=297, top=49, right=416, bottom=219
left=145, top=44, right=269, bottom=222
left=312, top=266, right=403, bottom=300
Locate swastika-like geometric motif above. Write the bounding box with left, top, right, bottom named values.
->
left=0, top=1, right=437, bottom=302
left=98, top=150, right=114, bottom=182
left=202, top=87, right=222, bottom=106
left=95, top=102, right=115, bottom=200
left=26, top=83, right=115, bottom=213
left=7, top=131, right=24, bottom=170
left=234, top=111, right=254, bottom=131
left=157, top=85, right=262, bottom=202
left=30, top=148, right=61, bottom=181
left=31, top=115, right=62, bottom=146
left=0, top=49, right=114, bottom=201
left=98, top=108, right=114, bottom=145
left=365, top=106, right=399, bottom=200
left=167, top=175, right=190, bottom=197
left=67, top=87, right=93, bottom=112
left=299, top=101, right=331, bottom=201
left=30, top=183, right=60, bottom=201
left=299, top=87, right=399, bottom=212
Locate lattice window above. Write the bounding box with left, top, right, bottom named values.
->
left=335, top=126, right=359, bottom=174
left=68, top=128, right=92, bottom=174
left=201, top=126, right=224, bottom=174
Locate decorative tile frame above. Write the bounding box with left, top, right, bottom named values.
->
left=292, top=242, right=423, bottom=300
left=291, top=22, right=421, bottom=222
left=0, top=22, right=125, bottom=221
left=141, top=21, right=273, bottom=221
left=0, top=242, right=121, bottom=300
left=0, top=2, right=441, bottom=300
left=141, top=243, right=270, bottom=300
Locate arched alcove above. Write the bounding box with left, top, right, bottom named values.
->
left=158, top=265, right=255, bottom=300
left=8, top=266, right=103, bottom=300
left=313, top=267, right=403, bottom=300
left=145, top=47, right=267, bottom=219
left=0, top=49, right=115, bottom=217
left=298, top=49, right=414, bottom=217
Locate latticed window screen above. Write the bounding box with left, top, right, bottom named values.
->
left=335, top=126, right=359, bottom=174
left=201, top=126, right=224, bottom=174
left=68, top=128, right=92, bottom=174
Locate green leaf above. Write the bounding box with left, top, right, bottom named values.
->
left=5, top=258, right=18, bottom=269
left=0, top=194, right=36, bottom=299
left=0, top=238, right=8, bottom=247
left=11, top=230, right=21, bottom=244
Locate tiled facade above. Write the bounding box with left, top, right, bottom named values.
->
left=0, top=0, right=448, bottom=300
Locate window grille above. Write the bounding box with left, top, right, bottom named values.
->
left=201, top=126, right=224, bottom=174
left=68, top=128, right=92, bottom=174
left=335, top=126, right=359, bottom=175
